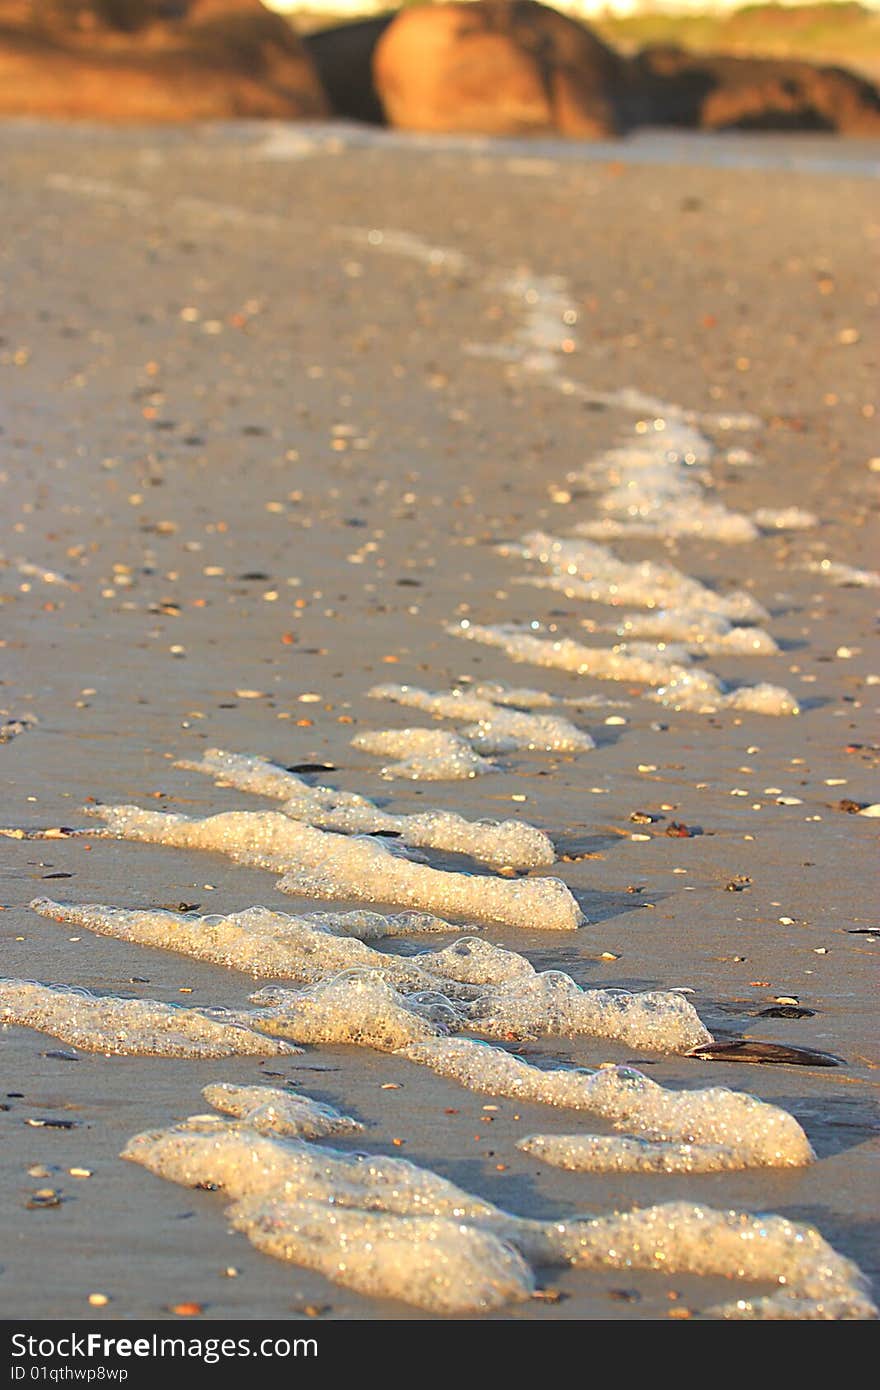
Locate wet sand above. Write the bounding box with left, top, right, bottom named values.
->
left=1, top=121, right=878, bottom=1320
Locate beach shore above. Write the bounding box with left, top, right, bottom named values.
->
left=1, top=121, right=877, bottom=1320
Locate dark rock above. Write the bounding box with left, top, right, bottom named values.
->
left=626, top=44, right=880, bottom=134
left=690, top=1039, right=842, bottom=1067
left=304, top=13, right=395, bottom=125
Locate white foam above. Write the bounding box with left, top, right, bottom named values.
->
left=178, top=747, right=555, bottom=868
left=754, top=506, right=817, bottom=531
left=518, top=1132, right=759, bottom=1174
left=419, top=936, right=537, bottom=987
left=718, top=682, right=801, bottom=717
left=549, top=1201, right=875, bottom=1320
left=351, top=728, right=497, bottom=779
left=29, top=898, right=465, bottom=995
left=452, top=619, right=709, bottom=688
left=177, top=749, right=308, bottom=802
left=0, top=979, right=298, bottom=1058
left=202, top=1083, right=363, bottom=1140
left=367, top=683, right=595, bottom=753
left=470, top=682, right=626, bottom=710
left=31, top=903, right=711, bottom=1055
left=85, top=806, right=584, bottom=931
left=123, top=1105, right=873, bottom=1319
left=336, top=225, right=469, bottom=275
left=498, top=270, right=577, bottom=375
left=401, top=1039, right=814, bottom=1168
left=245, top=975, right=458, bottom=1051
left=463, top=972, right=711, bottom=1052
left=804, top=559, right=880, bottom=588
left=452, top=622, right=799, bottom=716
left=571, top=420, right=760, bottom=544
left=123, top=1113, right=507, bottom=1221
left=506, top=532, right=767, bottom=622
left=122, top=1114, right=533, bottom=1313
left=610, top=610, right=778, bottom=656
left=303, top=909, right=462, bottom=939
left=230, top=1197, right=534, bottom=1313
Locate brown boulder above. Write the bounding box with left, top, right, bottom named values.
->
left=0, top=0, right=329, bottom=120
left=629, top=45, right=880, bottom=135
left=373, top=0, right=623, bottom=139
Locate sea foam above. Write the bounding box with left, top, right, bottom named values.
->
left=178, top=747, right=555, bottom=868
left=351, top=727, right=497, bottom=779
left=122, top=1097, right=872, bottom=1318
left=518, top=1132, right=762, bottom=1174
left=83, top=806, right=584, bottom=931
left=0, top=978, right=298, bottom=1058
left=506, top=532, right=767, bottom=622
left=30, top=898, right=466, bottom=994
left=30, top=901, right=711, bottom=1054
left=367, top=683, right=595, bottom=753
left=571, top=420, right=760, bottom=544
left=401, top=1039, right=814, bottom=1168
left=451, top=623, right=799, bottom=715
left=202, top=1082, right=364, bottom=1140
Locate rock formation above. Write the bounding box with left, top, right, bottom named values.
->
left=629, top=45, right=880, bottom=135
left=0, top=0, right=329, bottom=119
left=372, top=0, right=623, bottom=138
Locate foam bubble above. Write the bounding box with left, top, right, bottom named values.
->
left=754, top=506, right=817, bottom=531
left=123, top=1113, right=507, bottom=1221
left=351, top=727, right=497, bottom=779
left=550, top=1201, right=875, bottom=1320
left=245, top=975, right=457, bottom=1051
left=719, top=682, right=801, bottom=716
left=518, top=1132, right=754, bottom=1174
left=804, top=559, right=880, bottom=588
left=303, top=909, right=463, bottom=939
left=507, top=532, right=766, bottom=622
left=367, top=684, right=595, bottom=753
left=452, top=624, right=799, bottom=716
left=84, top=805, right=583, bottom=930
left=610, top=609, right=778, bottom=656
left=451, top=621, right=720, bottom=693
left=122, top=1114, right=533, bottom=1312
left=471, top=682, right=625, bottom=710
left=401, top=1039, right=814, bottom=1167
left=178, top=748, right=555, bottom=868
left=123, top=1104, right=872, bottom=1318
left=420, top=936, right=537, bottom=986
left=463, top=972, right=711, bottom=1052
left=202, top=1083, right=363, bottom=1140
left=229, top=1197, right=535, bottom=1313
left=30, top=903, right=711, bottom=1054
left=0, top=978, right=298, bottom=1058
left=572, top=423, right=760, bottom=544
left=29, top=898, right=461, bottom=995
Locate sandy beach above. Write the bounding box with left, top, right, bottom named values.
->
left=1, top=120, right=878, bottom=1321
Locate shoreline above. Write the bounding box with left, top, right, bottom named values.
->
left=0, top=120, right=877, bottom=1320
